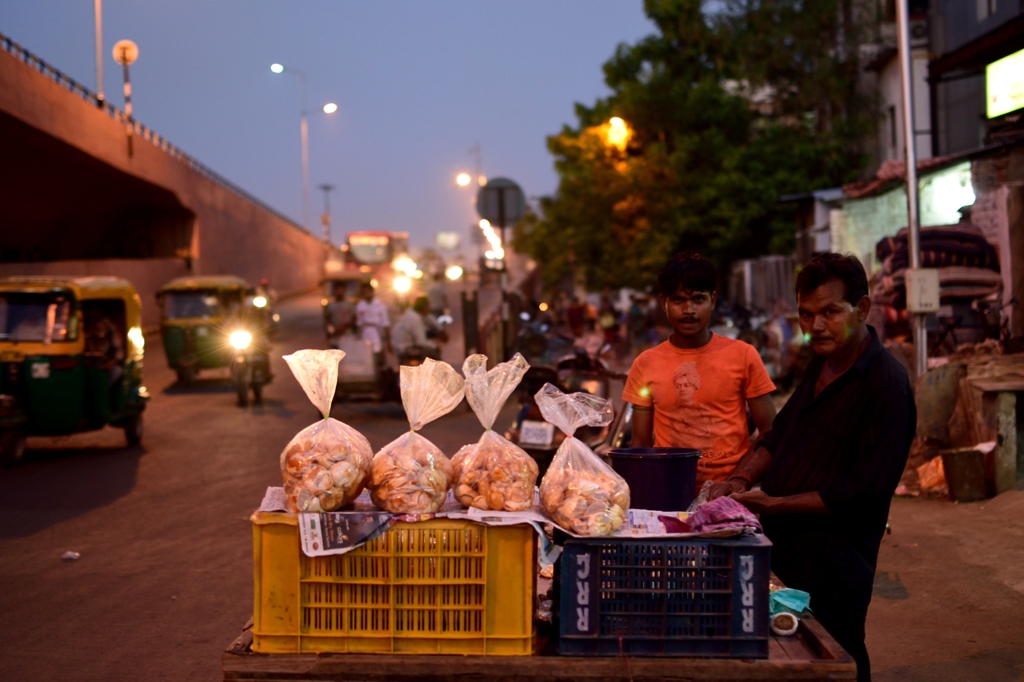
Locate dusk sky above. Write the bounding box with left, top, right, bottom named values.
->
left=1, top=1, right=654, bottom=251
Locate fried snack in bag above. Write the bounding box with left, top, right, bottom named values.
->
left=451, top=354, right=539, bottom=511
left=280, top=349, right=373, bottom=513
left=369, top=358, right=465, bottom=513
left=536, top=383, right=628, bottom=536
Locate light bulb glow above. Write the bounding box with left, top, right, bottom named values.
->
left=252, top=296, right=267, bottom=308
left=456, top=173, right=471, bottom=186
left=230, top=330, right=253, bottom=350
left=392, top=255, right=417, bottom=275
left=127, top=326, right=145, bottom=351
left=445, top=265, right=463, bottom=280
left=323, top=102, right=338, bottom=114
left=606, top=116, right=630, bottom=150
left=393, top=276, right=412, bottom=293
left=270, top=63, right=284, bottom=74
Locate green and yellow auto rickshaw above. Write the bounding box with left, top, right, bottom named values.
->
left=156, top=275, right=250, bottom=384
left=0, top=277, right=149, bottom=465
left=157, top=276, right=273, bottom=405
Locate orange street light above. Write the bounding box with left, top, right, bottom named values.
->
left=606, top=116, right=630, bottom=150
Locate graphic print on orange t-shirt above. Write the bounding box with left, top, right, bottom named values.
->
left=622, top=335, right=775, bottom=484
left=671, top=361, right=714, bottom=454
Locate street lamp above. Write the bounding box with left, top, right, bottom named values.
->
left=456, top=172, right=471, bottom=187
left=271, top=63, right=337, bottom=232
left=113, top=39, right=138, bottom=157
left=605, top=116, right=630, bottom=150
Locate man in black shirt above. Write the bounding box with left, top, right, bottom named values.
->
left=709, top=253, right=915, bottom=682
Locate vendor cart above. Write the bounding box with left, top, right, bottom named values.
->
left=232, top=509, right=855, bottom=681
left=223, top=616, right=855, bottom=681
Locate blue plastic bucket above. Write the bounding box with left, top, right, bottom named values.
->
left=608, top=447, right=701, bottom=512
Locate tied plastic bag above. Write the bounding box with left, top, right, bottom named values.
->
left=535, top=383, right=628, bottom=535
left=280, top=349, right=373, bottom=513
left=369, top=358, right=466, bottom=513
left=451, top=354, right=539, bottom=511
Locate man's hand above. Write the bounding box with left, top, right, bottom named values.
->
left=730, top=490, right=779, bottom=514
left=708, top=478, right=747, bottom=501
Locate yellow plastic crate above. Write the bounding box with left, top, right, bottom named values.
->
left=251, top=512, right=537, bottom=655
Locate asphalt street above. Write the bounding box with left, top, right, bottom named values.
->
left=0, top=291, right=502, bottom=681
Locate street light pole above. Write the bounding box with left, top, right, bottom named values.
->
left=93, top=0, right=104, bottom=104
left=896, top=0, right=927, bottom=377
left=112, top=40, right=138, bottom=158
left=271, top=64, right=312, bottom=232
left=299, top=70, right=311, bottom=234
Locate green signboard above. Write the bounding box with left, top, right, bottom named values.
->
left=986, top=48, right=1024, bottom=119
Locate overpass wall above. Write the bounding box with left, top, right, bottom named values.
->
left=0, top=43, right=324, bottom=320
left=0, top=259, right=188, bottom=328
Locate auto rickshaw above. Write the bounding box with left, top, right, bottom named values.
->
left=0, top=276, right=149, bottom=465
left=157, top=275, right=250, bottom=385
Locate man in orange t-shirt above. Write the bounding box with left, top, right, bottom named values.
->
left=623, top=252, right=777, bottom=486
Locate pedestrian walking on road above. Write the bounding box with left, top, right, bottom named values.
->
left=355, top=282, right=391, bottom=368
left=710, top=253, right=916, bottom=682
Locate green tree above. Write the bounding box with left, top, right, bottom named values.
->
left=515, top=0, right=871, bottom=292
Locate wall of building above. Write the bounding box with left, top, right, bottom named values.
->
left=929, top=2, right=1024, bottom=156
left=832, top=161, right=976, bottom=274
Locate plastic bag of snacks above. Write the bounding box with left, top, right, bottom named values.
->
left=536, top=383, right=628, bottom=535
left=369, top=358, right=465, bottom=513
left=451, top=353, right=539, bottom=511
left=280, top=349, right=373, bottom=513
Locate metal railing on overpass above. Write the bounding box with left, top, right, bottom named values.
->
left=0, top=31, right=305, bottom=234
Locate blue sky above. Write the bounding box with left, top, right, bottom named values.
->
left=1, top=1, right=654, bottom=249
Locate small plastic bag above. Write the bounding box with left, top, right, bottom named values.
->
left=451, top=354, right=539, bottom=511
left=536, top=383, right=628, bottom=535
left=369, top=358, right=466, bottom=513
left=280, top=349, right=374, bottom=513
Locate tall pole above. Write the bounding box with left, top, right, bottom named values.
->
left=93, top=0, right=104, bottom=104
left=896, top=0, right=927, bottom=377
left=298, top=71, right=311, bottom=233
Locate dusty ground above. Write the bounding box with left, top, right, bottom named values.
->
left=870, top=489, right=1024, bottom=681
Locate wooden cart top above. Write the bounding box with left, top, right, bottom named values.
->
left=223, top=617, right=855, bottom=682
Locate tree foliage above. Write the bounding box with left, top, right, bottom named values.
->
left=516, top=0, right=871, bottom=292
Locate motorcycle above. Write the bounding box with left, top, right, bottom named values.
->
left=228, top=305, right=274, bottom=407
left=505, top=344, right=625, bottom=476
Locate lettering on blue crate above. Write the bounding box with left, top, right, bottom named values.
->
left=740, top=554, right=755, bottom=632
left=576, top=553, right=591, bottom=631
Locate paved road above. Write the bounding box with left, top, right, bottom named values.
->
left=0, top=292, right=501, bottom=681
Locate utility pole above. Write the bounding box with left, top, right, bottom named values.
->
left=299, top=71, right=310, bottom=233
left=896, top=0, right=928, bottom=378
left=93, top=0, right=104, bottom=104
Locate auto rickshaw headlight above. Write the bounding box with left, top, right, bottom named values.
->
left=229, top=330, right=253, bottom=350
left=253, top=296, right=267, bottom=308
left=127, top=326, right=145, bottom=351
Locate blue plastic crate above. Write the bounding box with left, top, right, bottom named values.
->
left=558, top=533, right=771, bottom=657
